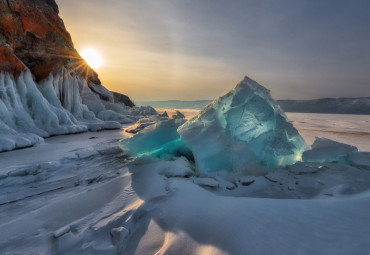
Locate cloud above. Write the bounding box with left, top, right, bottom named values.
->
left=58, top=0, right=370, bottom=100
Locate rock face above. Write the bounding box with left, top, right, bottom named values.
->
left=0, top=0, right=135, bottom=152
left=1, top=0, right=73, bottom=79
left=112, top=91, right=135, bottom=107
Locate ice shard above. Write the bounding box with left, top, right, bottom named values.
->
left=120, top=119, right=192, bottom=160
left=178, top=76, right=308, bottom=175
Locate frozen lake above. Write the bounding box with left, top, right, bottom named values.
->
left=157, top=109, right=370, bottom=151
left=1, top=112, right=370, bottom=254
left=286, top=112, right=370, bottom=152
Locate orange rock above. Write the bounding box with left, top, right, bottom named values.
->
left=0, top=45, right=26, bottom=76
left=0, top=0, right=89, bottom=81
left=0, top=0, right=134, bottom=106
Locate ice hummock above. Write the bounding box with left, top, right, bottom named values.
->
left=302, top=137, right=358, bottom=163
left=178, top=76, right=308, bottom=174
left=121, top=76, right=308, bottom=175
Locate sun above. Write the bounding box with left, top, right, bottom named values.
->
left=79, top=48, right=103, bottom=69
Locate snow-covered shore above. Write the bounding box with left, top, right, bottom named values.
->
left=1, top=114, right=370, bottom=254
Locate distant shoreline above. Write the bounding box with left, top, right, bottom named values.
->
left=137, top=97, right=370, bottom=115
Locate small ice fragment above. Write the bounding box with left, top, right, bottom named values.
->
left=193, top=178, right=219, bottom=188
left=75, top=148, right=96, bottom=159
left=54, top=225, right=71, bottom=238
left=110, top=226, right=129, bottom=245
left=238, top=176, right=255, bottom=186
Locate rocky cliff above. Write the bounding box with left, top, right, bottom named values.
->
left=0, top=0, right=133, bottom=103
left=0, top=0, right=136, bottom=152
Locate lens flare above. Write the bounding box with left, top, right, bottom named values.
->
left=79, top=48, right=103, bottom=69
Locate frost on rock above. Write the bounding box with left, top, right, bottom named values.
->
left=0, top=69, right=134, bottom=152
left=178, top=76, right=308, bottom=175
left=0, top=71, right=86, bottom=152
left=128, top=106, right=158, bottom=117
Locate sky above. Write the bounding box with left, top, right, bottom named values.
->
left=58, top=0, right=370, bottom=102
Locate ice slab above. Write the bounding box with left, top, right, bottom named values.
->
left=178, top=76, right=308, bottom=175
left=120, top=119, right=192, bottom=160
left=303, top=137, right=358, bottom=163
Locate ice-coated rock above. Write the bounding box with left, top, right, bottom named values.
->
left=303, top=137, right=358, bottom=163
left=0, top=0, right=135, bottom=152
left=128, top=106, right=158, bottom=116
left=178, top=76, right=308, bottom=175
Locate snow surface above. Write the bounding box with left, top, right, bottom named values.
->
left=1, top=125, right=370, bottom=254
left=1, top=73, right=370, bottom=254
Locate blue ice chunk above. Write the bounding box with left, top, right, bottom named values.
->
left=120, top=119, right=192, bottom=160
left=120, top=76, right=308, bottom=175
left=178, top=76, right=308, bottom=175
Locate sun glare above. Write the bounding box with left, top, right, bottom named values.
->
left=80, top=48, right=103, bottom=69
